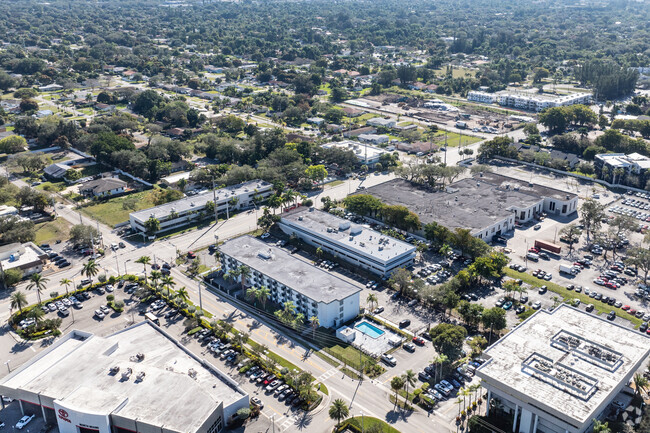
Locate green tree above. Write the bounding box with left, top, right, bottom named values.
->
left=10, top=291, right=28, bottom=313
left=481, top=307, right=507, bottom=343
left=366, top=293, right=378, bottom=312
left=309, top=315, right=319, bottom=339
left=429, top=323, right=467, bottom=361
left=144, top=217, right=160, bottom=236
left=402, top=369, right=417, bottom=406
left=592, top=420, right=611, bottom=433
left=390, top=376, right=406, bottom=409
left=388, top=268, right=412, bottom=295
left=27, top=272, right=48, bottom=304
left=305, top=164, right=328, bottom=185
left=136, top=256, right=151, bottom=282
left=328, top=399, right=349, bottom=428
left=2, top=268, right=23, bottom=288
left=580, top=198, right=605, bottom=243
left=82, top=260, right=99, bottom=284
left=60, top=278, right=72, bottom=296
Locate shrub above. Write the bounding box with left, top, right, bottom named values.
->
left=106, top=294, right=115, bottom=302
left=98, top=273, right=107, bottom=283
left=236, top=408, right=251, bottom=420
left=50, top=291, right=59, bottom=298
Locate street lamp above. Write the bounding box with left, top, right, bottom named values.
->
left=360, top=412, right=364, bottom=433
left=124, top=259, right=132, bottom=275
left=4, top=360, right=10, bottom=373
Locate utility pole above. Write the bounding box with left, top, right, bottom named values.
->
left=212, top=177, right=218, bottom=222
left=198, top=281, right=203, bottom=311
left=444, top=132, right=448, bottom=165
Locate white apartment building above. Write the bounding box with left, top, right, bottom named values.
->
left=467, top=91, right=592, bottom=112
left=129, top=180, right=273, bottom=235
left=279, top=208, right=416, bottom=277
left=476, top=305, right=650, bottom=433
left=218, top=236, right=360, bottom=329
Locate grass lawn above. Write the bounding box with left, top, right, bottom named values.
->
left=322, top=344, right=376, bottom=373
left=325, top=180, right=344, bottom=189
left=340, top=416, right=401, bottom=433
left=433, top=67, right=477, bottom=79
left=79, top=164, right=105, bottom=177
left=504, top=268, right=642, bottom=327
left=36, top=181, right=67, bottom=193
left=434, top=130, right=482, bottom=147
left=80, top=189, right=157, bottom=227
left=314, top=351, right=340, bottom=367
left=319, top=83, right=331, bottom=95
left=34, top=218, right=71, bottom=245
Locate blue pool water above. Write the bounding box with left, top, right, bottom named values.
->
left=355, top=321, right=385, bottom=339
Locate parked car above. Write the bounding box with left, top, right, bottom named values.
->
left=398, top=319, right=411, bottom=328
left=381, top=354, right=397, bottom=366
left=15, top=415, right=34, bottom=430
left=403, top=343, right=416, bottom=353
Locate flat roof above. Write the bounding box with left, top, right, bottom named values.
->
left=130, top=180, right=271, bottom=222
left=0, top=242, right=45, bottom=270
left=476, top=305, right=650, bottom=426
left=281, top=208, right=415, bottom=263
left=0, top=322, right=245, bottom=432
left=360, top=178, right=535, bottom=234
left=219, top=235, right=360, bottom=304
left=475, top=172, right=577, bottom=202
left=322, top=140, right=387, bottom=160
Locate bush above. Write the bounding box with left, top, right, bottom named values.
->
left=50, top=291, right=59, bottom=298
left=106, top=294, right=115, bottom=302
left=236, top=408, right=250, bottom=420
left=98, top=273, right=107, bottom=283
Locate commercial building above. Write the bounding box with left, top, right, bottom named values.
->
left=360, top=173, right=577, bottom=241
left=218, top=235, right=360, bottom=328
left=476, top=305, right=650, bottom=433
left=0, top=242, right=47, bottom=276
left=279, top=208, right=416, bottom=277
left=129, top=180, right=272, bottom=235
left=366, top=117, right=396, bottom=128
left=322, top=140, right=389, bottom=165
left=0, top=321, right=249, bottom=433
left=467, top=91, right=592, bottom=112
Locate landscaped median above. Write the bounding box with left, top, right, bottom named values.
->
left=334, top=416, right=400, bottom=433
left=504, top=268, right=642, bottom=327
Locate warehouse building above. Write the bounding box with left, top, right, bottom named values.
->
left=0, top=321, right=249, bottom=433
left=129, top=180, right=273, bottom=235
left=360, top=173, right=577, bottom=241
left=218, top=235, right=360, bottom=328
left=279, top=208, right=416, bottom=277
left=476, top=305, right=650, bottom=433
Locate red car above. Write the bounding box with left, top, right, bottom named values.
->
left=629, top=309, right=637, bottom=315
left=413, top=336, right=426, bottom=346
left=187, top=251, right=196, bottom=259
left=605, top=282, right=618, bottom=289
left=528, top=248, right=540, bottom=253
left=622, top=305, right=631, bottom=311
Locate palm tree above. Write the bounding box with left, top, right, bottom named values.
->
left=390, top=376, right=405, bottom=409
left=634, top=373, right=649, bottom=398
left=433, top=354, right=448, bottom=383
left=328, top=399, right=349, bottom=429
left=27, top=273, right=48, bottom=304
left=256, top=286, right=270, bottom=309
left=402, top=370, right=416, bottom=407
left=246, top=287, right=259, bottom=305
left=309, top=316, right=319, bottom=339
left=316, top=247, right=323, bottom=260
left=136, top=256, right=151, bottom=282
left=82, top=260, right=99, bottom=284
left=150, top=270, right=162, bottom=290
left=175, top=287, right=190, bottom=307
left=28, top=306, right=45, bottom=325
left=10, top=291, right=28, bottom=313
left=60, top=278, right=72, bottom=296
left=161, top=275, right=176, bottom=292
left=238, top=265, right=251, bottom=289
left=366, top=293, right=378, bottom=312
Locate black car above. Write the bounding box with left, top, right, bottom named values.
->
left=607, top=311, right=616, bottom=320
left=399, top=319, right=411, bottom=328
left=58, top=261, right=71, bottom=267
left=641, top=322, right=648, bottom=333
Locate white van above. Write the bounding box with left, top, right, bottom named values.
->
left=526, top=252, right=539, bottom=261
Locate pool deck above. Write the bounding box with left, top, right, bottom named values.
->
left=349, top=319, right=402, bottom=357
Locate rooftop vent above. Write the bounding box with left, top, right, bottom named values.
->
left=298, top=216, right=303, bottom=221
left=109, top=366, right=120, bottom=375
left=188, top=368, right=197, bottom=379
left=136, top=371, right=146, bottom=382
left=121, top=367, right=133, bottom=380
left=258, top=251, right=272, bottom=260
left=339, top=221, right=350, bottom=231
left=479, top=172, right=483, bottom=177
left=350, top=225, right=362, bottom=236
left=130, top=353, right=145, bottom=362
left=190, top=202, right=195, bottom=207
left=455, top=196, right=458, bottom=201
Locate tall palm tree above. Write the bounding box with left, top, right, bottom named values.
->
left=161, top=275, right=176, bottom=292
left=433, top=354, right=448, bottom=383
left=402, top=370, right=417, bottom=407
left=390, top=376, right=405, bottom=409
left=150, top=270, right=162, bottom=290
left=82, top=260, right=99, bottom=284
left=309, top=316, right=319, bottom=339
left=136, top=256, right=151, bottom=282
left=27, top=273, right=48, bottom=304
left=328, top=399, right=349, bottom=429
left=10, top=291, right=28, bottom=313
left=366, top=293, right=378, bottom=312
left=59, top=278, right=72, bottom=296
left=175, top=287, right=190, bottom=306
left=634, top=373, right=649, bottom=398
left=238, top=265, right=251, bottom=289
left=256, top=286, right=270, bottom=309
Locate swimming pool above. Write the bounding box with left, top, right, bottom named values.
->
left=355, top=321, right=385, bottom=339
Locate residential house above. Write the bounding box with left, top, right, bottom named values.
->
left=79, top=177, right=127, bottom=198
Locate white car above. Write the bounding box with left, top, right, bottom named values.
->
left=105, top=285, right=114, bottom=292
left=95, top=310, right=105, bottom=319
left=16, top=415, right=34, bottom=430
left=532, top=302, right=542, bottom=310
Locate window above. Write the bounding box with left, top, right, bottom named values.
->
left=549, top=201, right=556, bottom=211
left=207, top=416, right=223, bottom=433
left=562, top=204, right=567, bottom=213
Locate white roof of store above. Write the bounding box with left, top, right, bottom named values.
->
left=476, top=305, right=650, bottom=426
left=0, top=322, right=246, bottom=432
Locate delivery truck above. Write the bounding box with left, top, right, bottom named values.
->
left=559, top=264, right=578, bottom=275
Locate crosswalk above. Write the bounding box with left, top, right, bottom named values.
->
left=263, top=413, right=300, bottom=432
left=317, top=368, right=338, bottom=381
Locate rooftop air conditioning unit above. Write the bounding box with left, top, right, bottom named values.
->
left=121, top=367, right=133, bottom=380
left=298, top=216, right=303, bottom=221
